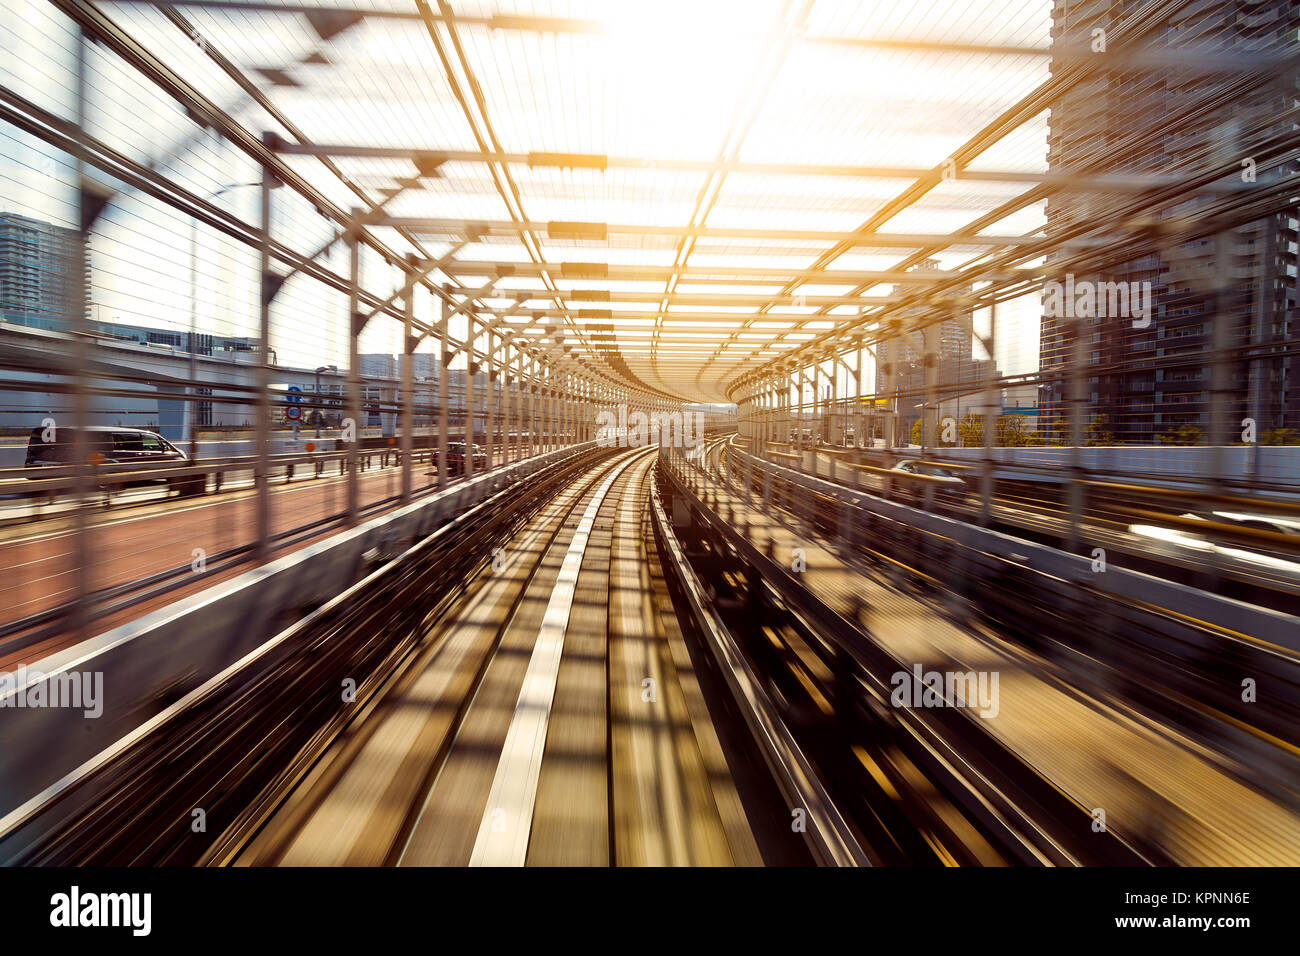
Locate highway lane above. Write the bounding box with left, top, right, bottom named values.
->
left=765, top=442, right=1300, bottom=604
left=0, top=449, right=522, bottom=666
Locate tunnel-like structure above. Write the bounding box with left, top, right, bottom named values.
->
left=1, top=0, right=1298, bottom=870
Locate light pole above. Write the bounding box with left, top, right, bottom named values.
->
left=314, top=365, right=336, bottom=437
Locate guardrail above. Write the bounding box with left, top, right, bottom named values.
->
left=755, top=440, right=1300, bottom=501
left=0, top=440, right=515, bottom=499
left=0, top=438, right=569, bottom=645
left=709, top=443, right=1300, bottom=816
left=732, top=442, right=1300, bottom=652
left=655, top=448, right=1150, bottom=864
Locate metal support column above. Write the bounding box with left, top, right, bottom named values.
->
left=465, top=316, right=475, bottom=481
left=1209, top=230, right=1233, bottom=493
left=885, top=333, right=899, bottom=461
left=254, top=143, right=275, bottom=556
left=981, top=303, right=997, bottom=527
left=828, top=352, right=837, bottom=483
left=438, top=286, right=449, bottom=488
left=1066, top=308, right=1088, bottom=552
left=400, top=256, right=415, bottom=502
left=69, top=28, right=93, bottom=636
left=486, top=326, right=496, bottom=475
left=504, top=338, right=514, bottom=464
left=345, top=210, right=363, bottom=522
left=529, top=354, right=537, bottom=459
left=923, top=323, right=938, bottom=457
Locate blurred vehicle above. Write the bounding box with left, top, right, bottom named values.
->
left=889, top=459, right=968, bottom=502
left=24, top=425, right=203, bottom=495
left=789, top=427, right=820, bottom=444
left=429, top=441, right=488, bottom=474
left=1126, top=510, right=1300, bottom=582
left=1189, top=510, right=1300, bottom=538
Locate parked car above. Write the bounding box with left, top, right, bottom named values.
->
left=429, top=441, right=488, bottom=474
left=24, top=425, right=203, bottom=495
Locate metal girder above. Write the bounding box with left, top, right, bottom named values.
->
left=62, top=0, right=670, bottom=405
left=408, top=0, right=677, bottom=403
left=721, top=0, right=1286, bottom=390
left=47, top=0, right=469, bottom=349
left=113, top=2, right=1299, bottom=76
left=454, top=290, right=910, bottom=308
left=269, top=141, right=1218, bottom=191
left=712, top=0, right=1195, bottom=382
left=361, top=241, right=468, bottom=322
left=378, top=217, right=1031, bottom=247
left=727, top=138, right=1300, bottom=397
left=486, top=309, right=875, bottom=325
left=410, top=260, right=1023, bottom=285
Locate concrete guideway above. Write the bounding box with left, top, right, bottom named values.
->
left=239, top=448, right=760, bottom=867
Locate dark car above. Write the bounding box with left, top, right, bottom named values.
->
left=429, top=441, right=488, bottom=475
left=25, top=425, right=203, bottom=495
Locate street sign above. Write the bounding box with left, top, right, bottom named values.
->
left=286, top=385, right=302, bottom=421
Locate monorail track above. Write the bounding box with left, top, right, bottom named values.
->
left=232, top=446, right=775, bottom=866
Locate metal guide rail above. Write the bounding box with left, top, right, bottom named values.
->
left=649, top=470, right=872, bottom=866
left=236, top=445, right=783, bottom=867
left=758, top=442, right=1300, bottom=609
left=693, top=441, right=1300, bottom=860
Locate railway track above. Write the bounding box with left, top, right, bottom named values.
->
left=11, top=432, right=1282, bottom=868
left=232, top=446, right=776, bottom=866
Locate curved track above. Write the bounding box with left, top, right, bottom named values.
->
left=233, top=447, right=768, bottom=866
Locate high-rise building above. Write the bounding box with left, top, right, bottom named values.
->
left=872, top=259, right=997, bottom=443
left=876, top=258, right=982, bottom=396
left=0, top=213, right=88, bottom=331
left=1038, top=0, right=1299, bottom=443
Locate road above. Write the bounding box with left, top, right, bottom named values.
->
left=0, top=450, right=516, bottom=667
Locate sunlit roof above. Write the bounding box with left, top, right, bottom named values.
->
left=39, top=0, right=1074, bottom=400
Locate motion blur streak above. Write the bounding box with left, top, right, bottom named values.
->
left=0, top=0, right=1297, bottom=866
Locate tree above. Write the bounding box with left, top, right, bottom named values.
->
left=1261, top=427, right=1300, bottom=446
left=996, top=414, right=1034, bottom=447
left=1038, top=417, right=1068, bottom=446
left=1085, top=414, right=1115, bottom=446
left=958, top=413, right=984, bottom=447
left=1160, top=424, right=1202, bottom=446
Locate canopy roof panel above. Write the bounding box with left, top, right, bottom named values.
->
left=80, top=0, right=1209, bottom=402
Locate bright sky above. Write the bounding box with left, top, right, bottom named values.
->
left=1, top=0, right=1053, bottom=400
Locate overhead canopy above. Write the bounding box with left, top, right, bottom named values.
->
left=67, top=0, right=1290, bottom=402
